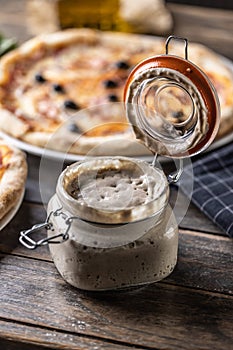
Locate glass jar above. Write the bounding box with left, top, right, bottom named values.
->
left=46, top=157, right=178, bottom=291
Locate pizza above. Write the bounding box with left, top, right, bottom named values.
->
left=0, top=140, right=27, bottom=221
left=0, top=29, right=232, bottom=156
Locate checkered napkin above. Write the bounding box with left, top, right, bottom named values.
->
left=180, top=141, right=233, bottom=237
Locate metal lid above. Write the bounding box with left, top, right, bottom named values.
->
left=124, top=36, right=220, bottom=158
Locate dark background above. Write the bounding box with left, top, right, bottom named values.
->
left=166, top=0, right=233, bottom=10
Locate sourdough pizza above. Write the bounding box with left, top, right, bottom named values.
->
left=0, top=29, right=232, bottom=155
left=0, top=140, right=27, bottom=221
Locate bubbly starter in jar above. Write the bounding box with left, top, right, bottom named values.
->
left=47, top=157, right=178, bottom=291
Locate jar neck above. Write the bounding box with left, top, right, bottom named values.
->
left=50, top=193, right=172, bottom=249
left=56, top=157, right=169, bottom=225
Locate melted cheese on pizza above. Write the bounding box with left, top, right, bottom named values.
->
left=84, top=122, right=129, bottom=137
left=14, top=45, right=233, bottom=125
left=0, top=35, right=168, bottom=136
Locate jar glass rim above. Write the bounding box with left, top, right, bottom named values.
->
left=56, top=156, right=169, bottom=224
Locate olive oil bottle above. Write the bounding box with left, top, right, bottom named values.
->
left=27, top=0, right=134, bottom=35
left=57, top=0, right=119, bottom=30
left=58, top=0, right=132, bottom=31
left=27, top=0, right=172, bottom=35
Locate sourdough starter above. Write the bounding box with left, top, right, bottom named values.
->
left=47, top=157, right=178, bottom=291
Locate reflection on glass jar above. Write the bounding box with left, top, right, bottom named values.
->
left=47, top=157, right=178, bottom=291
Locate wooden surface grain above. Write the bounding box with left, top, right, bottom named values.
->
left=1, top=202, right=232, bottom=294
left=0, top=195, right=233, bottom=349
left=0, top=1, right=233, bottom=349
left=0, top=320, right=130, bottom=350
left=0, top=252, right=233, bottom=350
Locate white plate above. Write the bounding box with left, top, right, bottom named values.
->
left=0, top=189, right=24, bottom=231
left=0, top=131, right=86, bottom=162
left=0, top=130, right=154, bottom=162
left=1, top=128, right=233, bottom=163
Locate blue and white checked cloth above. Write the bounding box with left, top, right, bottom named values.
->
left=180, top=141, right=233, bottom=237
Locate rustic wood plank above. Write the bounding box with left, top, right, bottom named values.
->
left=0, top=319, right=133, bottom=350
left=166, top=229, right=233, bottom=295
left=1, top=201, right=232, bottom=295
left=0, top=253, right=232, bottom=350
left=0, top=202, right=49, bottom=260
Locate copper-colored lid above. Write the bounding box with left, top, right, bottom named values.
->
left=124, top=41, right=220, bottom=158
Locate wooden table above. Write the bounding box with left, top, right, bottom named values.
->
left=0, top=2, right=233, bottom=349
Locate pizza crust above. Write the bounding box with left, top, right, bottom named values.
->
left=0, top=141, right=27, bottom=221
left=0, top=110, right=30, bottom=138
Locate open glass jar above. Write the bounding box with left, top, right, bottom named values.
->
left=47, top=157, right=178, bottom=291
left=19, top=36, right=220, bottom=291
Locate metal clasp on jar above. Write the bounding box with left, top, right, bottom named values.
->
left=151, top=154, right=183, bottom=184
left=19, top=208, right=71, bottom=249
